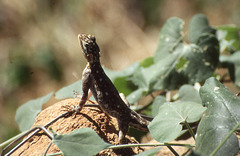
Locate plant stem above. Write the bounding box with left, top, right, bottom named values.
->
left=184, top=118, right=195, bottom=140
left=166, top=145, right=179, bottom=156
left=47, top=152, right=63, bottom=156
left=107, top=142, right=195, bottom=149
left=0, top=131, right=27, bottom=148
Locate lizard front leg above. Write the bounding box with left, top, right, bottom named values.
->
left=77, top=66, right=93, bottom=111
left=62, top=66, right=92, bottom=114
left=62, top=86, right=90, bottom=115
left=78, top=88, right=89, bottom=111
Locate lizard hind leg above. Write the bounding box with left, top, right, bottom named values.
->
left=118, top=119, right=129, bottom=144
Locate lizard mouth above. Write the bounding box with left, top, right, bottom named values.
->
left=78, top=35, right=90, bottom=59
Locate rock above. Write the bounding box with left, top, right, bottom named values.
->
left=13, top=99, right=144, bottom=156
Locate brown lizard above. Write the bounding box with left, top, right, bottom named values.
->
left=75, top=34, right=149, bottom=143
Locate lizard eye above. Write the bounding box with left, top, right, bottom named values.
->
left=83, top=41, right=90, bottom=48
left=87, top=35, right=96, bottom=42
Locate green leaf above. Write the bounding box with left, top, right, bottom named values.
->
left=104, top=63, right=139, bottom=95
left=195, top=77, right=240, bottom=156
left=126, top=88, right=144, bottom=104
left=189, top=14, right=216, bottom=43
left=175, top=56, right=188, bottom=72
left=154, top=17, right=184, bottom=63
left=217, top=25, right=240, bottom=52
left=178, top=85, right=202, bottom=104
left=149, top=101, right=206, bottom=142
left=220, top=51, right=240, bottom=88
left=53, top=128, right=110, bottom=156
left=131, top=15, right=219, bottom=93
left=139, top=57, right=154, bottom=68
left=55, top=80, right=82, bottom=99
left=104, top=62, right=140, bottom=82
left=135, top=148, right=161, bottom=156
left=130, top=66, right=153, bottom=92
left=152, top=96, right=166, bottom=117
left=114, top=77, right=137, bottom=96
left=15, top=92, right=53, bottom=131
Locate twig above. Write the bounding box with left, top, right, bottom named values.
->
left=1, top=111, right=69, bottom=156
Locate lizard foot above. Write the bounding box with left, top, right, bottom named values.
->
left=61, top=105, right=82, bottom=118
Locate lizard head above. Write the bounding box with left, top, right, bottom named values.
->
left=78, top=34, right=100, bottom=63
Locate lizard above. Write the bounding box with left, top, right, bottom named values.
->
left=73, top=33, right=150, bottom=144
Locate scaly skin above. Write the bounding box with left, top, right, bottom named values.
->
left=78, top=34, right=149, bottom=143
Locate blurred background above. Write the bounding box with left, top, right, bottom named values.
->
left=0, top=0, right=240, bottom=143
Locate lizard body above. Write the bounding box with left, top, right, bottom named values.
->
left=77, top=34, right=149, bottom=143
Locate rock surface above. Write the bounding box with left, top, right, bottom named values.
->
left=13, top=98, right=143, bottom=156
